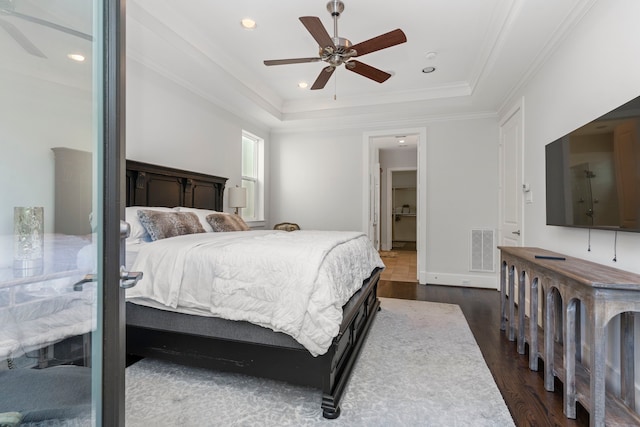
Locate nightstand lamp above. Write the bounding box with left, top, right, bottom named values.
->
left=228, top=186, right=247, bottom=215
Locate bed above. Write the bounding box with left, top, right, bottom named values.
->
left=124, top=160, right=385, bottom=419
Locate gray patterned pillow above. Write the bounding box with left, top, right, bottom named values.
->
left=137, top=210, right=205, bottom=241
left=206, top=213, right=250, bottom=232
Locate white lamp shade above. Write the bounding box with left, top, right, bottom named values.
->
left=228, top=186, right=247, bottom=209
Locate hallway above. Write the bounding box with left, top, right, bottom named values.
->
left=379, top=249, right=417, bottom=283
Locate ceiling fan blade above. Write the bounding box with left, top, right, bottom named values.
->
left=264, top=57, right=322, bottom=66
left=299, top=16, right=335, bottom=49
left=0, top=18, right=46, bottom=58
left=310, top=66, right=335, bottom=90
left=351, top=29, right=407, bottom=57
left=6, top=10, right=93, bottom=41
left=345, top=60, right=391, bottom=83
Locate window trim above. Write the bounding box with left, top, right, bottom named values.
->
left=241, top=131, right=264, bottom=224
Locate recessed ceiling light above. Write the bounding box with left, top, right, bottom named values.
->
left=425, top=51, right=438, bottom=60
left=240, top=18, right=257, bottom=30
left=67, top=53, right=85, bottom=62
left=298, top=82, right=308, bottom=89
left=422, top=66, right=436, bottom=74
left=398, top=139, right=406, bottom=144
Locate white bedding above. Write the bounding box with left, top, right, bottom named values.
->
left=0, top=234, right=96, bottom=360
left=126, top=230, right=385, bottom=356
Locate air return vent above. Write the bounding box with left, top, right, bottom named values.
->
left=470, top=229, right=495, bottom=272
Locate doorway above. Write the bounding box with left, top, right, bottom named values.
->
left=388, top=168, right=417, bottom=251
left=362, top=128, right=426, bottom=283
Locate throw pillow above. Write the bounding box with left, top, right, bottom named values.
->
left=137, top=210, right=205, bottom=241
left=206, top=213, right=250, bottom=232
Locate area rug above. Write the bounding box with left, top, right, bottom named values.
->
left=125, top=298, right=514, bottom=426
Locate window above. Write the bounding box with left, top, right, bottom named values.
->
left=241, top=131, right=264, bottom=222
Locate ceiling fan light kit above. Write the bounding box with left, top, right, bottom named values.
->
left=263, top=0, right=407, bottom=90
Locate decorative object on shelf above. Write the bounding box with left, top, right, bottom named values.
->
left=228, top=186, right=247, bottom=215
left=13, top=206, right=44, bottom=275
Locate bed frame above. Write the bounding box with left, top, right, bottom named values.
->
left=124, top=160, right=382, bottom=419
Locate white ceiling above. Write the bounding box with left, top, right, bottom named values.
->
left=1, top=0, right=599, bottom=130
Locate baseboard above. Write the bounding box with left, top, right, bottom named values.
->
left=419, top=271, right=498, bottom=289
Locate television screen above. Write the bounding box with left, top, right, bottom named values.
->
left=545, top=95, right=640, bottom=232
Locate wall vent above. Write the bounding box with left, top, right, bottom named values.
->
left=470, top=229, right=495, bottom=272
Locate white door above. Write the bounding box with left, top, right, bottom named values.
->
left=499, top=105, right=523, bottom=247
left=369, top=162, right=381, bottom=250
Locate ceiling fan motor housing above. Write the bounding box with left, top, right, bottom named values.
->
left=320, top=37, right=355, bottom=66
left=327, top=0, right=344, bottom=16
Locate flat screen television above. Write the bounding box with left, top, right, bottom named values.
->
left=545, top=95, right=640, bottom=232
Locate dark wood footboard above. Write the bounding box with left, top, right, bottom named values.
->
left=126, top=268, right=382, bottom=419
left=320, top=273, right=380, bottom=418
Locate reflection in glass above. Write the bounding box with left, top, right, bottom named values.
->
left=0, top=0, right=100, bottom=424
left=13, top=207, right=44, bottom=275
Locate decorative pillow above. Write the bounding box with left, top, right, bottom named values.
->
left=137, top=210, right=205, bottom=241
left=174, top=207, right=219, bottom=232
left=206, top=213, right=250, bottom=232
left=125, top=206, right=176, bottom=242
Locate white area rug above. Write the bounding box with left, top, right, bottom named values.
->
left=125, top=297, right=514, bottom=426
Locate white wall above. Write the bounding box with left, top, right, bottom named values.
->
left=500, top=0, right=640, bottom=406
left=269, top=128, right=364, bottom=231
left=423, top=118, right=499, bottom=286
left=503, top=0, right=640, bottom=273
left=126, top=59, right=270, bottom=215
left=0, top=71, right=92, bottom=240
left=271, top=116, right=499, bottom=287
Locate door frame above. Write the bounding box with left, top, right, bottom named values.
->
left=100, top=0, right=127, bottom=424
left=362, top=127, right=427, bottom=283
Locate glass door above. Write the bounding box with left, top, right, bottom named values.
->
left=0, top=0, right=125, bottom=425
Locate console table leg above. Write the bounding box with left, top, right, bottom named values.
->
left=590, top=321, right=607, bottom=427
left=544, top=287, right=555, bottom=392
left=529, top=277, right=539, bottom=371
left=564, top=300, right=577, bottom=419
left=621, top=312, right=635, bottom=411
left=500, top=262, right=507, bottom=331
left=518, top=270, right=526, bottom=354
left=508, top=266, right=516, bottom=342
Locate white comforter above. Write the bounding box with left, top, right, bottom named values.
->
left=126, top=230, right=385, bottom=356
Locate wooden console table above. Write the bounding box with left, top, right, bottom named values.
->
left=499, top=246, right=640, bottom=427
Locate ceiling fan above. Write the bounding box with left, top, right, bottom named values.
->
left=263, top=0, right=407, bottom=90
left=0, top=0, right=92, bottom=59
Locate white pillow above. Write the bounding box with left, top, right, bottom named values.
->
left=175, top=207, right=220, bottom=232
left=125, top=206, right=176, bottom=242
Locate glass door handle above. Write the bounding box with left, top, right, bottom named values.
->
left=119, top=220, right=142, bottom=288
left=74, top=273, right=96, bottom=291
left=120, top=266, right=142, bottom=289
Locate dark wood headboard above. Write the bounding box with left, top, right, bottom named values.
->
left=126, top=160, right=227, bottom=211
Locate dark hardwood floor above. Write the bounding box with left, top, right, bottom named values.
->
left=378, top=280, right=590, bottom=427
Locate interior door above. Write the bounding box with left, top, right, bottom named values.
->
left=0, top=0, right=127, bottom=424
left=373, top=162, right=381, bottom=250
left=368, top=161, right=381, bottom=250
left=499, top=106, right=524, bottom=247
